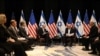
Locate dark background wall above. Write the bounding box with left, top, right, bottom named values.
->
left=0, top=0, right=100, bottom=26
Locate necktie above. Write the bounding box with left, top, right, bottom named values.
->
left=14, top=27, right=19, bottom=37
left=14, top=27, right=17, bottom=33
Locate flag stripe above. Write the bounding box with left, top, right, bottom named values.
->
left=48, top=23, right=57, bottom=38
left=28, top=10, right=38, bottom=38
left=28, top=23, right=36, bottom=38
left=83, top=22, right=90, bottom=35
left=52, top=23, right=57, bottom=36
left=83, top=10, right=90, bottom=36
left=51, top=24, right=56, bottom=35
left=48, top=24, right=55, bottom=37
left=48, top=11, right=57, bottom=38
left=48, top=25, right=54, bottom=38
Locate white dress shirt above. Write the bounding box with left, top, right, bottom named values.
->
left=66, top=29, right=74, bottom=36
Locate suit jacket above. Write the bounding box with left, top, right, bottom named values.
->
left=0, top=24, right=12, bottom=53
left=19, top=26, right=28, bottom=38
left=65, top=28, right=75, bottom=37
left=8, top=26, right=19, bottom=40
left=0, top=25, right=10, bottom=43
left=37, top=27, right=43, bottom=36
left=89, top=25, right=98, bottom=39
left=37, top=27, right=49, bottom=38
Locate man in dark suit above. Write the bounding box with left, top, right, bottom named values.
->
left=64, top=25, right=75, bottom=47
left=19, top=21, right=35, bottom=47
left=38, top=26, right=44, bottom=37
left=97, top=31, right=100, bottom=55
left=92, top=35, right=100, bottom=56
left=8, top=19, right=32, bottom=50
left=0, top=14, right=27, bottom=56
left=8, top=19, right=19, bottom=40
left=38, top=25, right=51, bottom=47
left=81, top=35, right=90, bottom=51
left=88, top=22, right=98, bottom=54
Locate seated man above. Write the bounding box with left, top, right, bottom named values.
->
left=91, top=31, right=100, bottom=55
left=8, top=19, right=33, bottom=50
left=92, top=37, right=100, bottom=55
left=38, top=25, right=51, bottom=47
left=64, top=25, right=76, bottom=47
left=0, top=14, right=27, bottom=56
left=87, top=21, right=98, bottom=54
left=81, top=35, right=90, bottom=51
left=19, top=21, right=35, bottom=47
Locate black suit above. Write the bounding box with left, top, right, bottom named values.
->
left=0, top=24, right=27, bottom=56
left=89, top=25, right=98, bottom=40
left=82, top=35, right=90, bottom=50
left=8, top=26, right=29, bottom=50
left=8, top=26, right=19, bottom=40
left=64, top=28, right=75, bottom=46
left=96, top=33, right=100, bottom=54
left=38, top=27, right=44, bottom=37
left=19, top=27, right=28, bottom=37
left=37, top=27, right=51, bottom=46
left=19, top=26, right=34, bottom=46
left=89, top=25, right=98, bottom=53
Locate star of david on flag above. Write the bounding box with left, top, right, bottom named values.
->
left=75, top=10, right=84, bottom=38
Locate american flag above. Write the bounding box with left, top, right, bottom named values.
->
left=66, top=10, right=73, bottom=27
left=48, top=11, right=57, bottom=38
left=28, top=10, right=38, bottom=39
left=83, top=10, right=90, bottom=35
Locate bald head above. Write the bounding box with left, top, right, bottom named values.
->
left=0, top=14, right=7, bottom=24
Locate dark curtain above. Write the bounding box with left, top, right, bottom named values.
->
left=0, top=0, right=99, bottom=26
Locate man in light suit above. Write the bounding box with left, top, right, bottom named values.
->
left=64, top=25, right=76, bottom=47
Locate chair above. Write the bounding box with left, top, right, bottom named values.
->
left=38, top=36, right=45, bottom=45
left=52, top=33, right=62, bottom=45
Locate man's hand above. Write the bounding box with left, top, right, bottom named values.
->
left=83, top=36, right=89, bottom=39
left=95, top=37, right=99, bottom=42
left=7, top=37, right=15, bottom=43
left=66, top=33, right=74, bottom=37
